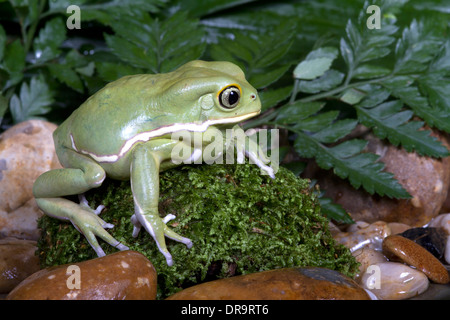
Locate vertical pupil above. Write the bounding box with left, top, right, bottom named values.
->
left=228, top=90, right=239, bottom=105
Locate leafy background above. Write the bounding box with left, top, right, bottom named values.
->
left=1, top=0, right=449, bottom=223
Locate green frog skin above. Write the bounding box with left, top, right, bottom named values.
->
left=33, top=60, right=274, bottom=266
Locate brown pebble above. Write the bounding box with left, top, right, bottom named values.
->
left=166, top=267, right=370, bottom=300
left=7, top=251, right=157, bottom=300
left=382, top=235, right=449, bottom=284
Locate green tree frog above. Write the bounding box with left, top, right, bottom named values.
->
left=33, top=60, right=274, bottom=266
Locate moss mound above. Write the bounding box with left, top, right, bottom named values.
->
left=37, top=163, right=358, bottom=298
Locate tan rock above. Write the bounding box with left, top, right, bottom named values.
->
left=7, top=251, right=157, bottom=300
left=166, top=267, right=370, bottom=300
left=0, top=120, right=61, bottom=240
left=387, top=222, right=411, bottom=235
left=0, top=238, right=40, bottom=293
left=382, top=235, right=449, bottom=284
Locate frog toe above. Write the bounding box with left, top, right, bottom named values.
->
left=130, top=214, right=142, bottom=237
left=162, top=214, right=176, bottom=224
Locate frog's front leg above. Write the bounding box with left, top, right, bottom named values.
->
left=231, top=125, right=275, bottom=178
left=130, top=140, right=193, bottom=266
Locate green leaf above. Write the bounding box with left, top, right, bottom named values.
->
left=2, top=39, right=25, bottom=86
left=318, top=197, right=354, bottom=224
left=294, top=110, right=339, bottom=132
left=311, top=119, right=358, bottom=144
left=353, top=64, right=391, bottom=79
left=209, top=18, right=295, bottom=89
left=48, top=64, right=84, bottom=93
left=50, top=0, right=166, bottom=24
left=293, top=58, right=334, bottom=80
left=340, top=88, right=366, bottom=105
left=33, top=17, right=66, bottom=63
left=259, top=86, right=292, bottom=112
left=249, top=64, right=291, bottom=89
left=394, top=19, right=443, bottom=74
left=96, top=62, right=143, bottom=82
left=10, top=77, right=54, bottom=123
left=387, top=84, right=450, bottom=132
left=171, top=0, right=255, bottom=17
left=294, top=133, right=410, bottom=198
left=419, top=75, right=450, bottom=111
left=275, top=101, right=325, bottom=124
left=340, top=38, right=354, bottom=70
left=0, top=25, right=5, bottom=62
left=356, top=100, right=449, bottom=157
left=293, top=47, right=338, bottom=80
left=106, top=11, right=205, bottom=73
left=298, top=69, right=344, bottom=94
left=0, top=93, right=7, bottom=123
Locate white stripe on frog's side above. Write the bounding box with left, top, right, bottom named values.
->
left=70, top=112, right=259, bottom=163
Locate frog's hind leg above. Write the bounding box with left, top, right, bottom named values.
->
left=33, top=148, right=129, bottom=256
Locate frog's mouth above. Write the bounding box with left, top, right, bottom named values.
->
left=206, top=110, right=260, bottom=126
left=73, top=111, right=261, bottom=163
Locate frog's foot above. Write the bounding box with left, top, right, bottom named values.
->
left=130, top=212, right=192, bottom=266
left=70, top=207, right=129, bottom=257
left=35, top=197, right=129, bottom=257
left=78, top=194, right=106, bottom=216
left=245, top=150, right=275, bottom=179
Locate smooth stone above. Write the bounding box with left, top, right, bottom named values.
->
left=333, top=220, right=391, bottom=252
left=387, top=222, right=411, bottom=235
left=0, top=238, right=40, bottom=293
left=352, top=247, right=387, bottom=282
left=382, top=235, right=449, bottom=284
left=399, top=227, right=447, bottom=260
left=0, top=120, right=61, bottom=240
left=306, top=131, right=450, bottom=227
left=7, top=251, right=157, bottom=300
left=428, top=213, right=450, bottom=264
left=361, top=262, right=429, bottom=300
left=166, top=267, right=370, bottom=300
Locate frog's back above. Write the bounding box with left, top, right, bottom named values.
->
left=57, top=73, right=178, bottom=157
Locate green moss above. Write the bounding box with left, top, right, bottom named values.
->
left=37, top=163, right=358, bottom=299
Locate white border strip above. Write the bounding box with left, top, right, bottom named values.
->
left=71, top=111, right=259, bottom=163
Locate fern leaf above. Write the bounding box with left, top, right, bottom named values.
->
left=356, top=99, right=449, bottom=157
left=293, top=132, right=411, bottom=199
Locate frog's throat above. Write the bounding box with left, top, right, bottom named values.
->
left=70, top=111, right=260, bottom=163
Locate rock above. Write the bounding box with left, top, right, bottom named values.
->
left=7, top=251, right=157, bottom=300
left=428, top=213, right=450, bottom=234
left=307, top=131, right=450, bottom=227
left=352, top=247, right=387, bottom=282
left=361, top=262, right=429, bottom=300
left=387, top=222, right=411, bottom=235
left=166, top=267, right=371, bottom=300
left=399, top=227, right=447, bottom=260
left=0, top=120, right=61, bottom=240
left=428, top=213, right=450, bottom=264
left=0, top=238, right=40, bottom=294
left=382, top=235, right=449, bottom=284
left=333, top=220, right=391, bottom=252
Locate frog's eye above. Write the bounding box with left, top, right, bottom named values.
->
left=219, top=86, right=241, bottom=109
